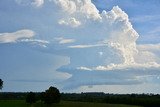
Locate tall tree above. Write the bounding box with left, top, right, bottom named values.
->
left=0, top=79, right=3, bottom=90
left=43, top=86, right=61, bottom=104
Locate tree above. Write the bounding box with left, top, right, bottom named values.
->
left=0, top=79, right=3, bottom=90
left=26, top=92, right=36, bottom=104
left=43, top=86, right=61, bottom=104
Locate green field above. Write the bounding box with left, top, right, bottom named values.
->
left=0, top=100, right=142, bottom=107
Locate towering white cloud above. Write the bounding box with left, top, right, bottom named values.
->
left=53, top=3, right=141, bottom=67
left=53, top=0, right=101, bottom=28
left=54, top=0, right=101, bottom=19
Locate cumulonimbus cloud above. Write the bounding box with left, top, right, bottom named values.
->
left=49, top=0, right=160, bottom=89
left=11, top=0, right=160, bottom=90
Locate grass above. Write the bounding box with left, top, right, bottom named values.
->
left=0, top=100, right=28, bottom=107
left=0, top=100, right=142, bottom=107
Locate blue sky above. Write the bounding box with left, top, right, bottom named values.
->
left=0, top=0, right=160, bottom=93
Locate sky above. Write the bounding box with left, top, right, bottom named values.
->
left=0, top=0, right=160, bottom=94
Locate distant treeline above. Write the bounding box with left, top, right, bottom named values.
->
left=61, top=92, right=160, bottom=107
left=1, top=92, right=160, bottom=107
left=0, top=92, right=27, bottom=100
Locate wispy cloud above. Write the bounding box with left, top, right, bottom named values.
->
left=20, top=39, right=49, bottom=48
left=0, top=29, right=35, bottom=43
left=68, top=44, right=105, bottom=48
left=148, top=26, right=160, bottom=34
left=54, top=37, right=75, bottom=44
left=130, top=15, right=160, bottom=23
left=15, top=0, right=44, bottom=7
left=138, top=26, right=160, bottom=43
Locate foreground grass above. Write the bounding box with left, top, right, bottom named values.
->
left=0, top=100, right=142, bottom=107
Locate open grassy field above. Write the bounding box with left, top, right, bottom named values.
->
left=0, top=100, right=142, bottom=107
